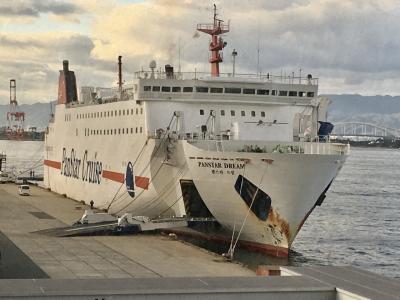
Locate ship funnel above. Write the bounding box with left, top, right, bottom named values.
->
left=63, top=60, right=69, bottom=72
left=58, top=60, right=78, bottom=104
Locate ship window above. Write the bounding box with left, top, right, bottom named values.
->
left=152, top=86, right=160, bottom=92
left=299, top=91, right=306, bottom=97
left=119, top=110, right=121, bottom=116
left=115, top=110, right=117, bottom=116
left=257, top=89, right=269, bottom=95
left=241, top=111, right=245, bottom=117
left=251, top=111, right=256, bottom=117
left=234, top=175, right=271, bottom=221
left=131, top=109, right=134, bottom=114
left=231, top=110, right=235, bottom=116
left=140, top=108, right=143, bottom=114
left=110, top=111, right=113, bottom=117
left=289, top=91, right=297, bottom=97
left=110, top=130, right=112, bottom=135
left=279, top=91, right=288, bottom=96
left=123, top=110, right=125, bottom=116
left=140, top=127, right=143, bottom=133
left=136, top=108, right=138, bottom=114
left=307, top=92, right=315, bottom=97
left=243, top=88, right=255, bottom=94
left=200, top=109, right=204, bottom=115
left=210, top=87, right=223, bottom=93
left=183, top=87, right=193, bottom=92
left=271, top=90, right=277, bottom=95
left=220, top=110, right=225, bottom=116
left=261, top=111, right=265, bottom=117
left=118, top=128, right=121, bottom=134
left=131, top=128, right=133, bottom=134
left=162, top=86, right=171, bottom=92
left=126, top=128, right=129, bottom=134
left=136, top=127, right=138, bottom=133
left=196, top=86, right=209, bottom=93
left=97, top=112, right=99, bottom=117
left=225, top=87, right=241, bottom=94
left=122, top=128, right=125, bottom=134
left=114, top=129, right=116, bottom=135
left=144, top=86, right=151, bottom=91
left=172, top=86, right=181, bottom=92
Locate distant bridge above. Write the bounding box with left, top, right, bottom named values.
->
left=331, top=122, right=400, bottom=139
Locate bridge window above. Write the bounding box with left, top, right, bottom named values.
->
left=183, top=87, right=193, bottom=92
left=225, top=87, right=241, bottom=94
left=299, top=91, right=306, bottom=97
left=289, top=91, right=297, bottom=97
left=279, top=91, right=288, bottom=96
left=172, top=86, right=181, bottom=92
left=162, top=86, right=171, bottom=92
left=307, top=92, right=315, bottom=97
left=210, top=87, right=223, bottom=93
left=144, top=86, right=151, bottom=91
left=243, top=88, right=255, bottom=94
left=257, top=89, right=269, bottom=95
left=152, top=86, right=160, bottom=92
left=196, top=86, right=209, bottom=93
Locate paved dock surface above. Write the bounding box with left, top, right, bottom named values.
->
left=0, top=183, right=253, bottom=279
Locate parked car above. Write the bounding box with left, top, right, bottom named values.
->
left=18, top=185, right=30, bottom=196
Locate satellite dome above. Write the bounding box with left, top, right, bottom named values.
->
left=149, top=60, right=157, bottom=69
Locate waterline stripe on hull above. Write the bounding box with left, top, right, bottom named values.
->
left=44, top=159, right=61, bottom=170
left=164, top=228, right=289, bottom=258
left=102, top=169, right=149, bottom=190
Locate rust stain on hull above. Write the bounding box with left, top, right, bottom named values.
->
left=266, top=207, right=291, bottom=246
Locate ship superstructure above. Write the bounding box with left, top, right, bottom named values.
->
left=44, top=7, right=348, bottom=257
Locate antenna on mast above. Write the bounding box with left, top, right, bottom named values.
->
left=197, top=4, right=230, bottom=77
left=118, top=56, right=123, bottom=92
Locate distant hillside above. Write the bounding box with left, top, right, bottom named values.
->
left=0, top=102, right=54, bottom=131
left=1, top=95, right=400, bottom=130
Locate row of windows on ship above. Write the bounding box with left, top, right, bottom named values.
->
left=143, top=85, right=315, bottom=97
left=84, top=127, right=143, bottom=136
left=200, top=109, right=267, bottom=117
left=65, top=107, right=144, bottom=122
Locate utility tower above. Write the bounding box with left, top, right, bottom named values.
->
left=6, top=79, right=25, bottom=139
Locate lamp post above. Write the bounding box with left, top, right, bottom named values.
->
left=232, top=49, right=238, bottom=77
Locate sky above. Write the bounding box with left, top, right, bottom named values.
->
left=0, top=0, right=400, bottom=104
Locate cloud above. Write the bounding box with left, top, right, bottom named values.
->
left=2, top=0, right=400, bottom=105
left=0, top=0, right=82, bottom=17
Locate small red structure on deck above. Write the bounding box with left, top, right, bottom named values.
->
left=197, top=5, right=230, bottom=77
left=6, top=79, right=25, bottom=139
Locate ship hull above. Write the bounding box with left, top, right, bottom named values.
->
left=45, top=125, right=347, bottom=256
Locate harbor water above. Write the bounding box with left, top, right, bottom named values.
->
left=1, top=141, right=399, bottom=278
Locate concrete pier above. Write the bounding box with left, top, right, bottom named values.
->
left=0, top=183, right=253, bottom=279
left=0, top=183, right=399, bottom=299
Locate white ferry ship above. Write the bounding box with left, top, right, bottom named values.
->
left=44, top=7, right=349, bottom=257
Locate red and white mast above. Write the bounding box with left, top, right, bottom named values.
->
left=6, top=79, right=25, bottom=139
left=197, top=5, right=230, bottom=77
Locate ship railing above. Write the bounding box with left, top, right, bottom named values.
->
left=134, top=70, right=318, bottom=85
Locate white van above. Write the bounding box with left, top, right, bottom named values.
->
left=0, top=172, right=9, bottom=183
left=18, top=185, right=30, bottom=196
